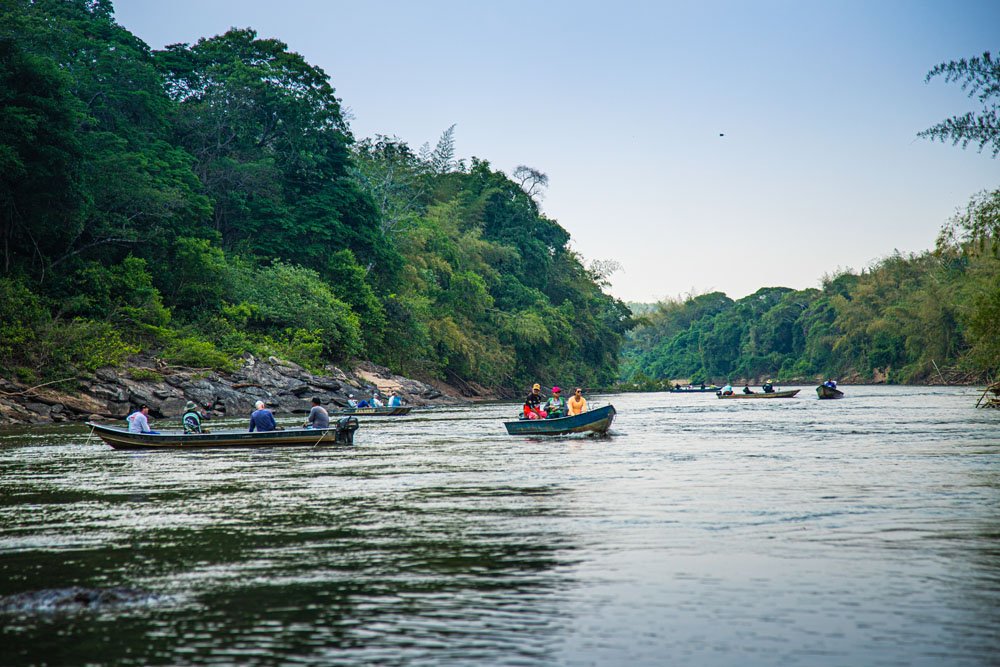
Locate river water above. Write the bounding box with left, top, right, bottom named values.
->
left=1, top=386, right=998, bottom=666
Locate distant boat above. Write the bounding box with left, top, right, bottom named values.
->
left=816, top=384, right=845, bottom=399
left=328, top=406, right=412, bottom=417
left=671, top=385, right=720, bottom=393
left=716, top=389, right=800, bottom=399
left=504, top=404, right=616, bottom=436
left=87, top=420, right=359, bottom=450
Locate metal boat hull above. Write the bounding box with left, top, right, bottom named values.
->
left=716, top=389, right=800, bottom=399
left=504, top=404, right=616, bottom=436
left=87, top=420, right=359, bottom=450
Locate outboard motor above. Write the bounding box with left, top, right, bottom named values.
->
left=334, top=416, right=359, bottom=445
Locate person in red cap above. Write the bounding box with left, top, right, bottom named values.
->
left=545, top=386, right=566, bottom=418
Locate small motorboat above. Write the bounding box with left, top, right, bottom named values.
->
left=816, top=384, right=845, bottom=399
left=504, top=404, right=616, bottom=436
left=87, top=418, right=359, bottom=450
left=716, top=389, right=800, bottom=399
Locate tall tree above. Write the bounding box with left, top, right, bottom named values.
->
left=155, top=29, right=394, bottom=279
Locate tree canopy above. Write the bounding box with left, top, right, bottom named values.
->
left=0, top=0, right=631, bottom=392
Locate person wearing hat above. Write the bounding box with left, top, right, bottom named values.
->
left=182, top=401, right=209, bottom=434
left=523, top=383, right=547, bottom=419
left=387, top=390, right=403, bottom=408
left=544, top=386, right=566, bottom=418
left=127, top=404, right=158, bottom=434
left=347, top=394, right=358, bottom=408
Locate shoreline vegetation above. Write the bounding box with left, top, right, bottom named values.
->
left=1, top=3, right=997, bottom=416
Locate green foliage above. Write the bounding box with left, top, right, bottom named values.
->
left=919, top=51, right=1000, bottom=157
left=624, top=248, right=1000, bottom=384
left=226, top=260, right=362, bottom=360
left=0, top=4, right=634, bottom=391
left=258, top=329, right=325, bottom=372
left=128, top=368, right=164, bottom=382
left=161, top=335, right=233, bottom=371
left=0, top=277, right=48, bottom=370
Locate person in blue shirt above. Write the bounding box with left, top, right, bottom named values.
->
left=387, top=391, right=402, bottom=407
left=249, top=400, right=276, bottom=432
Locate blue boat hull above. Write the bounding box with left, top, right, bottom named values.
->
left=504, top=404, right=616, bottom=436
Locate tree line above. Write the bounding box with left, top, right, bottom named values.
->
left=622, top=51, right=999, bottom=388
left=0, top=0, right=632, bottom=393
left=621, top=189, right=1000, bottom=388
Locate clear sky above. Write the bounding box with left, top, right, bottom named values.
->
left=113, top=0, right=999, bottom=303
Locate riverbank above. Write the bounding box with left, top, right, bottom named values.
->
left=0, top=356, right=469, bottom=427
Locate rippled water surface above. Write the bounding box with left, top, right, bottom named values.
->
left=2, top=386, right=999, bottom=666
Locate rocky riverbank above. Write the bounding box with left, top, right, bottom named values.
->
left=0, top=356, right=467, bottom=427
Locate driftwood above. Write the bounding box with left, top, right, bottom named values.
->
left=0, top=378, right=74, bottom=397
left=976, top=381, right=1000, bottom=409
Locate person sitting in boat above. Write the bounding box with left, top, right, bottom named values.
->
left=743, top=384, right=754, bottom=394
left=127, top=404, right=159, bottom=434
left=347, top=394, right=358, bottom=408
left=567, top=387, right=588, bottom=416
left=387, top=391, right=403, bottom=408
left=371, top=392, right=384, bottom=408
left=523, top=383, right=547, bottom=419
left=823, top=379, right=837, bottom=389
left=721, top=383, right=734, bottom=396
left=303, top=397, right=330, bottom=429
left=762, top=380, right=775, bottom=393
left=182, top=401, right=209, bottom=434
left=544, top=386, right=566, bottom=418
left=249, top=400, right=276, bottom=432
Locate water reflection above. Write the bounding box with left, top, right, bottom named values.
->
left=1, top=388, right=999, bottom=665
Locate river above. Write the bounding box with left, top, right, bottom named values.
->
left=1, top=386, right=998, bottom=666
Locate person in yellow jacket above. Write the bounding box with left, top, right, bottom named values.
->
left=567, top=387, right=588, bottom=416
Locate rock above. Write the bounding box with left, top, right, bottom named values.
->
left=0, top=355, right=464, bottom=424
left=95, top=368, right=119, bottom=382
left=0, top=587, right=162, bottom=613
left=25, top=403, right=52, bottom=419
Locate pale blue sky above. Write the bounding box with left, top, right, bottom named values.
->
left=114, top=0, right=1000, bottom=302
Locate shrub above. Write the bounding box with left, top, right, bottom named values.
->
left=161, top=336, right=234, bottom=371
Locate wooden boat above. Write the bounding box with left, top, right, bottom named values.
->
left=716, top=389, right=799, bottom=399
left=327, top=406, right=412, bottom=417
left=671, top=385, right=720, bottom=393
left=504, top=404, right=616, bottom=436
left=816, top=384, right=845, bottom=399
left=87, top=418, right=359, bottom=450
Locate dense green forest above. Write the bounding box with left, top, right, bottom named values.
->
left=621, top=188, right=1000, bottom=387
left=0, top=0, right=632, bottom=393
